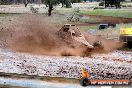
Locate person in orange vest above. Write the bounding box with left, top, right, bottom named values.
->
left=80, top=67, right=91, bottom=86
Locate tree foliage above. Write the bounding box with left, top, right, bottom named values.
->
left=0, top=0, right=27, bottom=5
left=0, top=0, right=11, bottom=5
left=42, top=0, right=82, bottom=16
left=105, top=0, right=121, bottom=8
left=41, top=0, right=60, bottom=16
left=42, top=0, right=60, bottom=6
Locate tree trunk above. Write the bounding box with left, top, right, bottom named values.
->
left=24, top=0, right=28, bottom=7
left=61, top=2, right=64, bottom=7
left=48, top=4, right=53, bottom=16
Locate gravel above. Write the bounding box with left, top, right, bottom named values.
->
left=0, top=48, right=131, bottom=82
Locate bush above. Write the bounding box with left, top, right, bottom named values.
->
left=121, top=5, right=127, bottom=7
left=67, top=8, right=81, bottom=22
left=30, top=5, right=39, bottom=13
left=65, top=0, right=72, bottom=8
left=128, top=5, right=132, bottom=7
left=99, top=2, right=105, bottom=6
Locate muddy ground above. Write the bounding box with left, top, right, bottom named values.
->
left=0, top=14, right=131, bottom=80
left=77, top=15, right=132, bottom=26
left=0, top=5, right=132, bottom=88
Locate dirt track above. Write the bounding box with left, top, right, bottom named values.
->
left=87, top=15, right=132, bottom=24
left=78, top=15, right=132, bottom=26
left=0, top=8, right=131, bottom=86
left=0, top=15, right=123, bottom=57
left=0, top=15, right=131, bottom=83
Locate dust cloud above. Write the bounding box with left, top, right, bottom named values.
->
left=0, top=15, right=124, bottom=56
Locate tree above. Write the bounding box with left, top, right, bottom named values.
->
left=72, top=0, right=82, bottom=3
left=0, top=0, right=27, bottom=5
left=24, top=0, right=28, bottom=7
left=60, top=0, right=72, bottom=8
left=60, top=0, right=65, bottom=7
left=60, top=0, right=82, bottom=8
left=65, top=0, right=72, bottom=8
left=104, top=0, right=121, bottom=8
left=0, top=0, right=9, bottom=5
left=42, top=0, right=73, bottom=16
left=42, top=0, right=60, bottom=16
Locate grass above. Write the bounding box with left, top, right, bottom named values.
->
left=79, top=23, right=132, bottom=39
left=79, top=25, right=98, bottom=31
left=55, top=8, right=74, bottom=15
left=121, top=1, right=132, bottom=6
left=81, top=9, right=132, bottom=18
left=80, top=23, right=132, bottom=31
left=0, top=13, right=20, bottom=25
left=0, top=13, right=20, bottom=17
left=79, top=17, right=99, bottom=23
left=116, top=23, right=132, bottom=29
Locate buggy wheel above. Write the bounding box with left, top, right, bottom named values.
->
left=127, top=41, right=132, bottom=48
